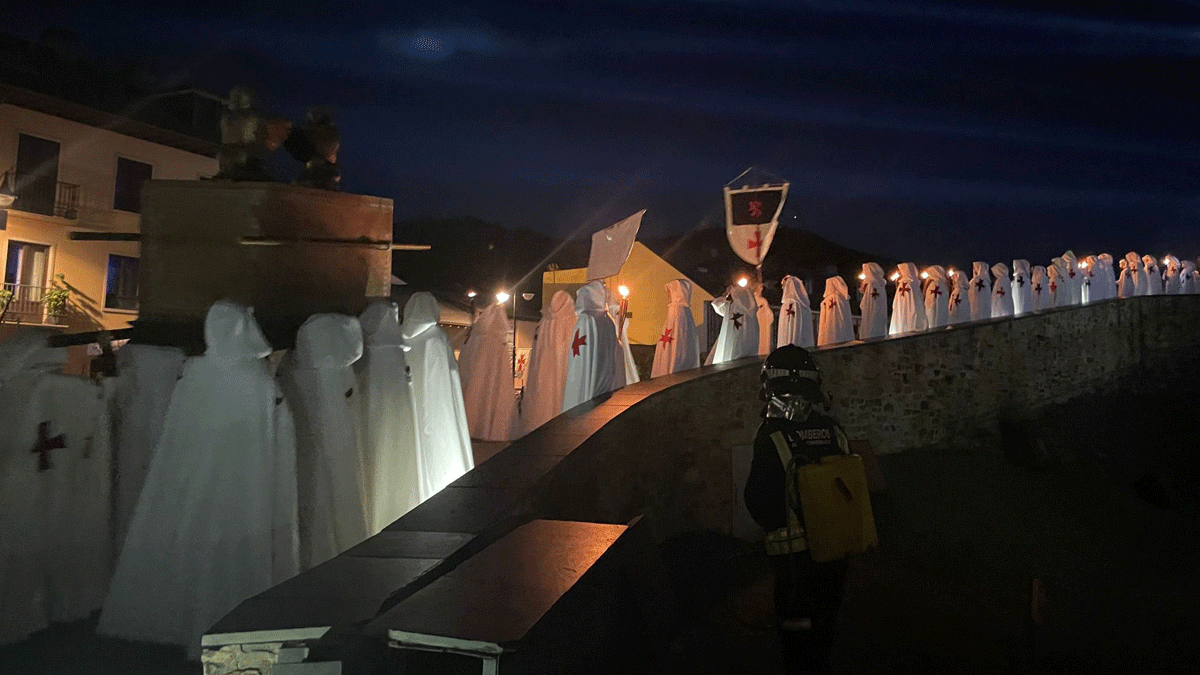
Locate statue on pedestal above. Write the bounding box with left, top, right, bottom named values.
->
left=215, top=87, right=290, bottom=182
left=286, top=107, right=341, bottom=191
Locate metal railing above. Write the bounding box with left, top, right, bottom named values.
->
left=10, top=172, right=80, bottom=219
left=1, top=283, right=48, bottom=323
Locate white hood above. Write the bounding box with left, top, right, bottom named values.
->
left=1013, top=259, right=1031, bottom=278
left=991, top=262, right=1009, bottom=279
left=666, top=279, right=692, bottom=307
left=897, top=262, right=919, bottom=281
left=204, top=300, right=271, bottom=360
left=293, top=314, right=363, bottom=369
left=359, top=301, right=403, bottom=347
left=575, top=280, right=608, bottom=315
left=401, top=292, right=441, bottom=341
left=971, top=261, right=990, bottom=282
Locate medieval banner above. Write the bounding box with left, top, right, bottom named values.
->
left=724, top=184, right=788, bottom=266
left=587, top=210, right=644, bottom=281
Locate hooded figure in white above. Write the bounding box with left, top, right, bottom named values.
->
left=1062, top=251, right=1083, bottom=305
left=278, top=314, right=369, bottom=570
left=651, top=279, right=699, bottom=378
left=1096, top=254, right=1118, bottom=301
left=817, top=276, right=854, bottom=346
left=1162, top=255, right=1182, bottom=295
left=968, top=262, right=992, bottom=321
left=0, top=333, right=114, bottom=645
left=1031, top=265, right=1050, bottom=311
left=991, top=262, right=1014, bottom=318
left=355, top=301, right=421, bottom=534
left=1141, top=255, right=1162, bottom=295
left=402, top=293, right=474, bottom=498
left=948, top=269, right=971, bottom=325
left=755, top=285, right=773, bottom=356
left=1048, top=258, right=1067, bottom=307
left=112, top=344, right=185, bottom=547
left=889, top=263, right=926, bottom=335
left=1080, top=256, right=1098, bottom=304
left=1124, top=252, right=1148, bottom=297
left=1011, top=260, right=1033, bottom=316
left=563, top=280, right=620, bottom=410
left=1181, top=261, right=1198, bottom=294
left=923, top=266, right=951, bottom=328
left=777, top=275, right=815, bottom=348
left=606, top=287, right=638, bottom=386
left=457, top=303, right=518, bottom=442
left=99, top=301, right=298, bottom=659
left=522, top=290, right=577, bottom=433
left=857, top=264, right=888, bottom=339
left=707, top=285, right=760, bottom=364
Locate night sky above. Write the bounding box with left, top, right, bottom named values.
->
left=8, top=0, right=1200, bottom=266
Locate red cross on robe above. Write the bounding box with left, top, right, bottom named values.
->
left=571, top=330, right=587, bottom=357
left=870, top=288, right=879, bottom=298
left=897, top=283, right=910, bottom=296
left=784, top=303, right=795, bottom=318
left=659, top=328, right=674, bottom=345
left=1016, top=276, right=1025, bottom=287
left=1050, top=282, right=1058, bottom=293
left=1034, top=283, right=1043, bottom=294
left=31, top=421, right=66, bottom=472
left=930, top=286, right=943, bottom=298
left=732, top=312, right=744, bottom=329
left=995, top=287, right=1006, bottom=297
left=825, top=299, right=837, bottom=311
left=975, top=279, right=986, bottom=291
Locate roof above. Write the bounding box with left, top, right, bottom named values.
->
left=0, top=31, right=222, bottom=157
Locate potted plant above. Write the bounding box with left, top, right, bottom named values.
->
left=43, top=274, right=70, bottom=324
left=0, top=286, right=12, bottom=323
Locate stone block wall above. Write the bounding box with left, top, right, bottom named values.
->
left=534, top=296, right=1200, bottom=539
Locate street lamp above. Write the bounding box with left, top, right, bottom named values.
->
left=495, top=291, right=510, bottom=304
left=737, top=277, right=749, bottom=288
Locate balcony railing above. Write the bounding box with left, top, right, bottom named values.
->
left=1, top=283, right=48, bottom=323
left=10, top=172, right=80, bottom=219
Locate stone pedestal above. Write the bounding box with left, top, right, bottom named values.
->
left=138, top=180, right=392, bottom=349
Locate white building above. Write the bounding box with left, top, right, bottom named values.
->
left=0, top=82, right=219, bottom=369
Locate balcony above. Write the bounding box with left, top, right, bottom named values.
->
left=1, top=283, right=48, bottom=324
left=10, top=172, right=80, bottom=220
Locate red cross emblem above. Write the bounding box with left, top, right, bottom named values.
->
left=995, top=287, right=1006, bottom=297
left=870, top=288, right=879, bottom=299
left=1050, top=282, right=1058, bottom=293
left=825, top=299, right=837, bottom=310
left=1069, top=270, right=1076, bottom=278
left=975, top=279, right=986, bottom=291
left=897, top=283, right=910, bottom=296
left=784, top=303, right=795, bottom=318
left=930, top=286, right=943, bottom=298
left=748, top=230, right=764, bottom=250
left=517, top=354, right=527, bottom=371
left=31, top=422, right=65, bottom=472
left=1034, top=283, right=1043, bottom=294
left=571, top=330, right=587, bottom=357
left=1016, top=276, right=1025, bottom=287
left=732, top=312, right=744, bottom=329
left=950, top=295, right=960, bottom=309
left=659, top=328, right=674, bottom=345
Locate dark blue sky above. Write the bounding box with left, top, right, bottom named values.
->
left=9, top=0, right=1200, bottom=266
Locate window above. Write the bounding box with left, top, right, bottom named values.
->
left=3, top=241, right=51, bottom=322
left=105, top=254, right=139, bottom=311
left=113, top=157, right=153, bottom=213
left=15, top=134, right=61, bottom=217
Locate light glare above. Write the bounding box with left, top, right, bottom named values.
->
left=618, top=285, right=629, bottom=298
left=495, top=291, right=510, bottom=304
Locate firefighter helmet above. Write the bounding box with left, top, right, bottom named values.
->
left=760, top=344, right=822, bottom=402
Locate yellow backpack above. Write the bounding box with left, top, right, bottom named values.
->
left=770, top=432, right=879, bottom=562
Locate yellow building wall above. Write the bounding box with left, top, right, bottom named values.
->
left=541, top=242, right=714, bottom=346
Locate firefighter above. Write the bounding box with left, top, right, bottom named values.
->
left=744, top=344, right=851, bottom=674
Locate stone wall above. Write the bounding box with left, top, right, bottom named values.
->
left=534, top=296, right=1200, bottom=539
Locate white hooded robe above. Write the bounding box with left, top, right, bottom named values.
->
left=99, top=301, right=299, bottom=659
left=817, top=276, right=854, bottom=346
left=1181, top=261, right=1198, bottom=294
left=1062, top=251, right=1083, bottom=305
left=708, top=286, right=760, bottom=364
left=948, top=269, right=971, bottom=324
left=402, top=293, right=474, bottom=498
left=923, top=266, right=951, bottom=329
left=606, top=288, right=638, bottom=386
left=1142, top=255, right=1163, bottom=295
left=651, top=280, right=699, bottom=378
left=1163, top=255, right=1182, bottom=295
left=755, top=287, right=773, bottom=356
left=1012, top=260, right=1033, bottom=316
left=968, top=261, right=992, bottom=321
left=889, top=263, right=926, bottom=335
left=777, top=276, right=815, bottom=348
left=991, top=262, right=1014, bottom=318
left=1095, top=254, right=1118, bottom=301
left=457, top=304, right=519, bottom=442
left=112, top=343, right=185, bottom=547
left=563, top=281, right=619, bottom=411
left=279, top=314, right=369, bottom=570
left=0, top=336, right=114, bottom=645
left=1048, top=259, right=1066, bottom=308
left=858, top=264, right=888, bottom=339
left=521, top=290, right=576, bottom=433
left=355, top=301, right=421, bottom=534
left=1124, top=253, right=1149, bottom=296
left=1031, top=266, right=1050, bottom=311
